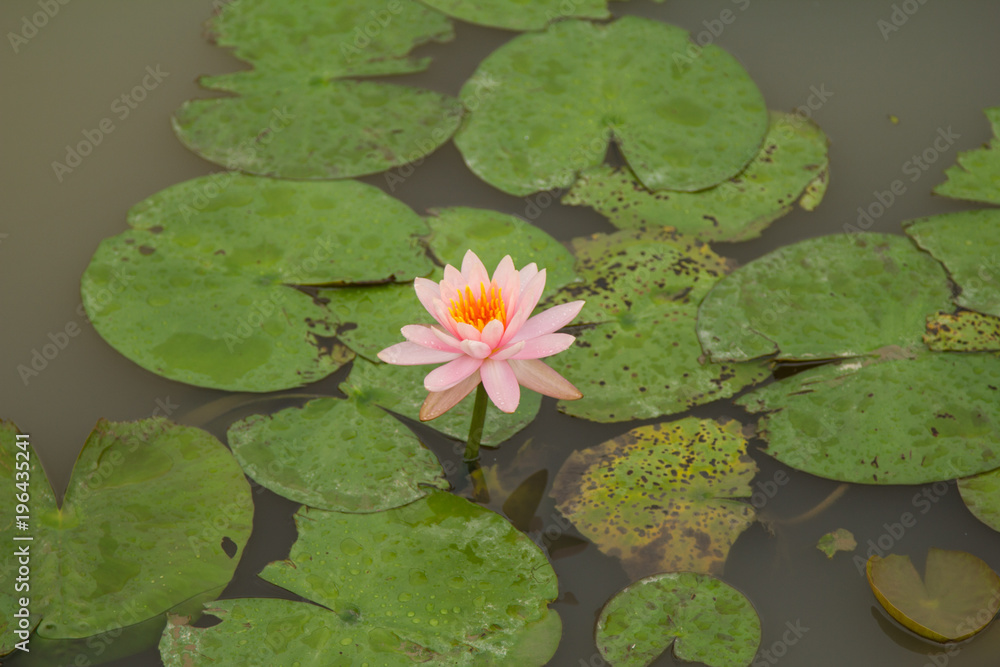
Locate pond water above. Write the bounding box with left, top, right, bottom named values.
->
left=3, top=0, right=1000, bottom=665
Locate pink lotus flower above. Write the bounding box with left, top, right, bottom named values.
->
left=378, top=250, right=585, bottom=420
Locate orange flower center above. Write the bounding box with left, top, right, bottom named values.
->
left=450, top=282, right=506, bottom=332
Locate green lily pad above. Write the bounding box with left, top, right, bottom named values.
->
left=563, top=111, right=830, bottom=242
left=454, top=16, right=768, bottom=195
left=925, top=310, right=1000, bottom=351
left=159, top=491, right=560, bottom=665
left=551, top=302, right=769, bottom=422
left=226, top=393, right=449, bottom=512
left=817, top=529, right=857, bottom=558
left=551, top=418, right=757, bottom=578
left=556, top=228, right=732, bottom=323
left=934, top=107, right=1000, bottom=205
left=419, top=0, right=609, bottom=31
left=958, top=467, right=1000, bottom=534
left=0, top=418, right=252, bottom=653
left=596, top=572, right=761, bottom=667
left=173, top=0, right=462, bottom=179
left=343, top=357, right=541, bottom=447
left=81, top=175, right=434, bottom=392
left=544, top=229, right=767, bottom=422
left=697, top=233, right=954, bottom=362
left=866, top=548, right=1000, bottom=642
left=904, top=209, right=1000, bottom=318
left=424, top=207, right=578, bottom=295
left=328, top=206, right=578, bottom=363
left=738, top=351, right=1000, bottom=484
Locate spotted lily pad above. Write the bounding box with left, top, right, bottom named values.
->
left=343, top=357, right=540, bottom=447
left=563, top=111, right=830, bottom=242
left=596, top=572, right=761, bottom=667
left=738, top=351, right=1000, bottom=484
left=419, top=0, right=609, bottom=31
left=958, top=468, right=1000, bottom=534
left=925, top=310, right=1000, bottom=351
left=0, top=419, right=252, bottom=653
left=455, top=16, right=768, bottom=195
left=934, top=107, right=1000, bottom=205
left=866, top=548, right=1000, bottom=642
left=227, top=393, right=449, bottom=512
left=817, top=529, right=857, bottom=558
left=551, top=418, right=757, bottom=579
left=173, top=0, right=462, bottom=179
left=545, top=229, right=767, bottom=422
left=697, top=233, right=954, bottom=362
left=81, top=175, right=433, bottom=391
left=327, top=206, right=578, bottom=363
left=904, top=209, right=1000, bottom=318
left=159, top=491, right=560, bottom=665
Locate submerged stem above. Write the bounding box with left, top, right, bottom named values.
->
left=463, top=384, right=489, bottom=462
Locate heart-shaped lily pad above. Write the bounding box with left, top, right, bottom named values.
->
left=173, top=0, right=462, bottom=179
left=934, top=107, right=1000, bottom=205
left=455, top=16, right=768, bottom=195
left=596, top=572, right=761, bottom=667
left=0, top=418, right=252, bottom=653
left=925, top=310, right=1000, bottom=351
left=419, top=0, right=610, bottom=31
left=904, top=209, right=1000, bottom=318
left=738, top=351, right=1000, bottom=484
left=552, top=418, right=757, bottom=578
left=227, top=393, right=449, bottom=512
left=81, top=175, right=433, bottom=392
left=697, top=233, right=954, bottom=362
left=867, top=548, right=1000, bottom=642
left=159, top=491, right=560, bottom=665
left=563, top=111, right=830, bottom=242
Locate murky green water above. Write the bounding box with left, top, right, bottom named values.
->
left=4, top=1, right=1000, bottom=665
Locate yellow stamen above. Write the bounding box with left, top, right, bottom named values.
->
left=449, top=282, right=506, bottom=332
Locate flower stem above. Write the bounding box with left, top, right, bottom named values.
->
left=463, top=384, right=489, bottom=462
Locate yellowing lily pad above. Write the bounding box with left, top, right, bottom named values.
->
left=596, top=573, right=761, bottom=667
left=817, top=529, right=857, bottom=558
left=866, top=548, right=1000, bottom=642
left=81, top=176, right=433, bottom=392
left=697, top=233, right=953, bottom=362
left=0, top=419, right=252, bottom=652
left=925, top=310, right=1000, bottom=351
left=159, top=491, right=560, bottom=665
left=904, top=209, right=1000, bottom=318
left=174, top=0, right=462, bottom=179
left=738, top=351, right=1000, bottom=484
left=455, top=16, right=768, bottom=195
left=419, top=0, right=609, bottom=31
left=563, top=111, right=830, bottom=242
left=934, top=107, right=1000, bottom=205
left=227, top=393, right=449, bottom=512
left=551, top=418, right=757, bottom=579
